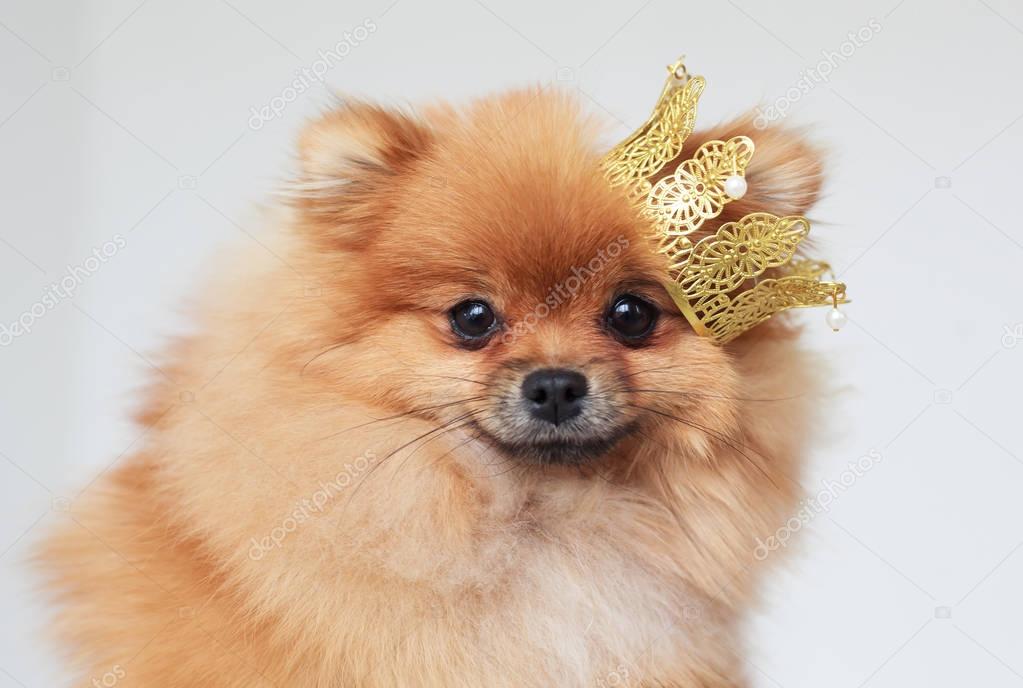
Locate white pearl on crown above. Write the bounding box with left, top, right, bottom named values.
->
left=723, top=174, right=747, bottom=199
left=825, top=307, right=847, bottom=332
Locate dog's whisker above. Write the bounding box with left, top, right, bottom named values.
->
left=413, top=415, right=508, bottom=475
left=411, top=373, right=489, bottom=387
left=625, top=403, right=783, bottom=491
left=618, top=363, right=707, bottom=380
left=469, top=426, right=536, bottom=480
left=612, top=388, right=800, bottom=403
left=310, top=396, right=491, bottom=445
left=336, top=408, right=486, bottom=517
left=299, top=340, right=352, bottom=376
left=386, top=411, right=490, bottom=486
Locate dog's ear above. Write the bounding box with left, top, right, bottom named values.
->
left=683, top=113, right=825, bottom=220
left=291, top=101, right=433, bottom=242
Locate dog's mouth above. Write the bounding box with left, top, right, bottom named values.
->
left=469, top=419, right=637, bottom=466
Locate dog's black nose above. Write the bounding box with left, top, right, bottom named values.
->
left=521, top=369, right=589, bottom=426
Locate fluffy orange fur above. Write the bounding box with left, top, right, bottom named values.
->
left=39, top=88, right=827, bottom=687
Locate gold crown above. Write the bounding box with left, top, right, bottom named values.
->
left=602, top=58, right=848, bottom=344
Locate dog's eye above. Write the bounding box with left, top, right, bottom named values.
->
left=606, top=294, right=659, bottom=342
left=450, top=299, right=497, bottom=340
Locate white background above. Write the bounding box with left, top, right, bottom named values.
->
left=1, top=0, right=1022, bottom=686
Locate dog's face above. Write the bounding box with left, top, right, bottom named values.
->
left=294, top=92, right=819, bottom=470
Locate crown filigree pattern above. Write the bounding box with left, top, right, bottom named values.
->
left=648, top=135, right=754, bottom=238
left=602, top=71, right=706, bottom=201
left=602, top=58, right=848, bottom=344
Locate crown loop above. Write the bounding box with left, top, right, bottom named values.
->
left=668, top=58, right=690, bottom=85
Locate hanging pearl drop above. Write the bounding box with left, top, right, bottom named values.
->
left=723, top=174, right=747, bottom=199
left=825, top=308, right=847, bottom=332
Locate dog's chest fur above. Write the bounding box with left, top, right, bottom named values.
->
left=350, top=471, right=722, bottom=687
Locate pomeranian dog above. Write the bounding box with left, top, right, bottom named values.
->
left=40, top=82, right=827, bottom=686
